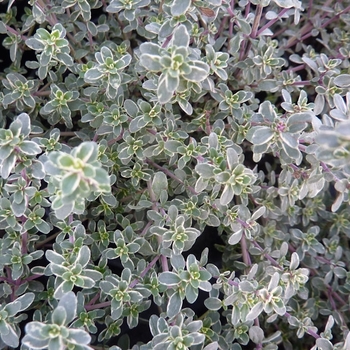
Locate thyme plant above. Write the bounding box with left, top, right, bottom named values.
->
left=0, top=0, right=350, bottom=349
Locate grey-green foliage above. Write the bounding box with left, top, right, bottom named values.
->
left=0, top=0, right=350, bottom=349
left=22, top=292, right=92, bottom=349
left=0, top=113, right=42, bottom=179
left=139, top=24, right=210, bottom=106
left=0, top=293, right=34, bottom=348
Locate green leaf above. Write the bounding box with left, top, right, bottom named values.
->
left=40, top=51, right=52, bottom=66
left=247, top=126, right=274, bottom=145
left=207, top=214, right=220, bottom=227
left=24, top=321, right=47, bottom=341
left=100, top=46, right=113, bottom=60
left=61, top=173, right=80, bottom=196
left=220, top=185, right=234, bottom=206
left=167, top=292, right=182, bottom=318
left=84, top=269, right=103, bottom=281
left=315, top=338, right=333, bottom=350
left=54, top=202, right=74, bottom=220
left=290, top=252, right=300, bottom=271
left=258, top=79, right=279, bottom=92
left=184, top=63, right=209, bottom=82
left=1, top=153, right=16, bottom=179
left=246, top=301, right=264, bottom=321
left=9, top=118, right=22, bottom=136
left=25, top=37, right=45, bottom=50
left=158, top=272, right=181, bottom=286
left=0, top=21, right=7, bottom=33
left=204, top=297, right=222, bottom=310
left=152, top=171, right=168, bottom=200
left=171, top=25, right=190, bottom=47
left=249, top=326, right=264, bottom=344
left=195, top=163, right=215, bottom=179
left=168, top=205, right=179, bottom=221
left=139, top=54, right=162, bottom=71
left=67, top=328, right=91, bottom=345
left=185, top=284, right=198, bottom=303
left=99, top=281, right=114, bottom=294
left=334, top=74, right=350, bottom=87
left=170, top=0, right=191, bottom=16
left=84, top=68, right=104, bottom=82
left=111, top=299, right=123, bottom=320
left=203, top=342, right=220, bottom=350
left=1, top=324, right=19, bottom=348
left=94, top=168, right=110, bottom=192
left=124, top=99, right=139, bottom=118
left=2, top=93, right=17, bottom=108
left=164, top=140, right=182, bottom=153
left=280, top=132, right=299, bottom=156
left=56, top=53, right=74, bottom=66
left=23, top=95, right=36, bottom=108
left=228, top=229, right=243, bottom=245
left=147, top=210, right=165, bottom=222
left=259, top=101, right=277, bottom=121
left=77, top=275, right=95, bottom=288
left=287, top=112, right=312, bottom=125
left=75, top=142, right=97, bottom=162
left=268, top=272, right=280, bottom=291
left=51, top=306, right=67, bottom=326
left=157, top=75, right=174, bottom=104
left=139, top=42, right=160, bottom=56
left=15, top=292, right=35, bottom=312
left=234, top=16, right=251, bottom=34
left=272, top=0, right=296, bottom=7
left=0, top=145, right=13, bottom=161
left=51, top=263, right=69, bottom=277
left=19, top=141, right=42, bottom=155
left=5, top=301, right=21, bottom=317
left=57, top=154, right=75, bottom=169
left=57, top=292, right=77, bottom=323
left=226, top=148, right=239, bottom=169
left=251, top=206, right=266, bottom=221
left=17, top=113, right=31, bottom=136
left=82, top=164, right=96, bottom=178
left=46, top=250, right=65, bottom=265
left=166, top=74, right=179, bottom=93
left=116, top=54, right=132, bottom=70
left=178, top=99, right=193, bottom=115
left=239, top=281, right=256, bottom=293
left=76, top=245, right=91, bottom=268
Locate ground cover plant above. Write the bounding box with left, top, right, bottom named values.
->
left=0, top=0, right=350, bottom=349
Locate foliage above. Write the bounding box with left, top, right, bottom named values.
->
left=0, top=0, right=350, bottom=349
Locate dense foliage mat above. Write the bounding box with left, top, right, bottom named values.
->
left=0, top=0, right=350, bottom=349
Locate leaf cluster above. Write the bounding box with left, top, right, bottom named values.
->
left=0, top=1, right=350, bottom=350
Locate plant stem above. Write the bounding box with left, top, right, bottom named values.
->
left=251, top=4, right=264, bottom=39
left=241, top=231, right=252, bottom=267
left=146, top=158, right=197, bottom=195
left=251, top=240, right=283, bottom=270
left=256, top=8, right=289, bottom=37
left=129, top=255, right=160, bottom=288
left=229, top=0, right=235, bottom=37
